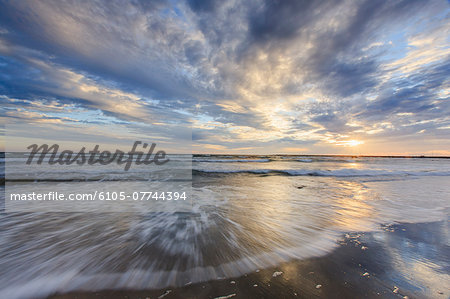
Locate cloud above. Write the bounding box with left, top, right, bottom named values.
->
left=0, top=0, right=449, bottom=154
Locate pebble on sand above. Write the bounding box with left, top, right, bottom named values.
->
left=230, top=281, right=236, bottom=284
left=253, top=284, right=258, bottom=287
left=393, top=286, right=399, bottom=294
left=316, top=284, right=322, bottom=289
left=361, top=246, right=368, bottom=250
left=362, top=272, right=370, bottom=276
left=272, top=271, right=283, bottom=277
left=214, top=294, right=236, bottom=299
left=158, top=290, right=172, bottom=299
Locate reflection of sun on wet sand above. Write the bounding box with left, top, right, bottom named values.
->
left=333, top=180, right=379, bottom=232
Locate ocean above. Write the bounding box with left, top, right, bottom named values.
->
left=0, top=154, right=449, bottom=298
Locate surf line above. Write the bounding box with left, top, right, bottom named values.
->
left=25, top=141, right=169, bottom=171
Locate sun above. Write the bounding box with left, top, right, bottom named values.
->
left=347, top=140, right=364, bottom=147
left=329, top=139, right=364, bottom=147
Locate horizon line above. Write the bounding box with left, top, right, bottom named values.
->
left=1, top=152, right=449, bottom=159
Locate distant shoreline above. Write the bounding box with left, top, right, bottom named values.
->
left=1, top=152, right=449, bottom=159
left=193, top=154, right=450, bottom=159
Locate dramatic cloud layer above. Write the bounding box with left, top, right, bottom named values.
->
left=1, top=0, right=449, bottom=154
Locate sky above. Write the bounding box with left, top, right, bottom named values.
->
left=0, top=0, right=449, bottom=155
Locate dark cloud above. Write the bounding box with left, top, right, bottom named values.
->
left=364, top=60, right=450, bottom=118
left=187, top=0, right=221, bottom=12
left=248, top=0, right=316, bottom=43
left=321, top=60, right=378, bottom=98
left=0, top=0, right=218, bottom=102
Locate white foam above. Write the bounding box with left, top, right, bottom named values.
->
left=193, top=159, right=271, bottom=163
left=195, top=168, right=450, bottom=177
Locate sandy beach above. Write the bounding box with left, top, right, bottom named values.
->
left=49, top=221, right=449, bottom=299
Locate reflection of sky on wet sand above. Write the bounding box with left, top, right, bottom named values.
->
left=230, top=221, right=449, bottom=298
left=373, top=222, right=450, bottom=298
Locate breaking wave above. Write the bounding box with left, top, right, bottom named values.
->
left=193, top=168, right=450, bottom=177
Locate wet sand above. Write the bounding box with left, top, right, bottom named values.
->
left=49, top=221, right=449, bottom=299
